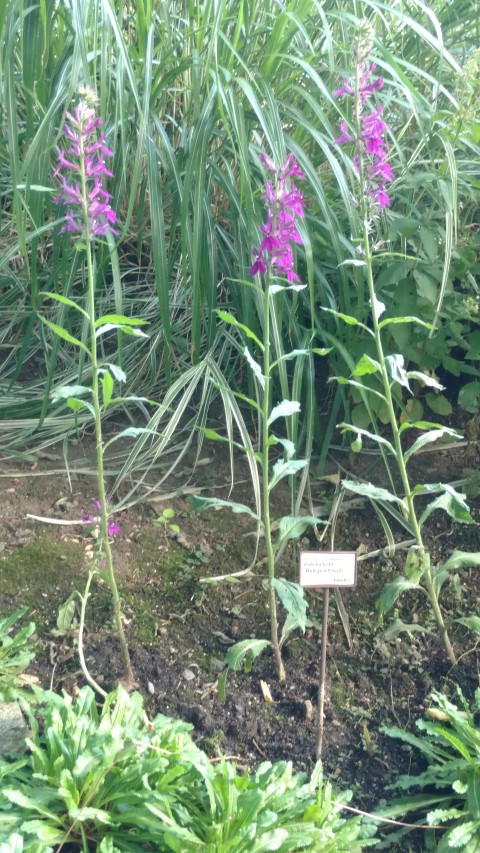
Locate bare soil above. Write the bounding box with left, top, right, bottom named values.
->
left=1, top=430, right=479, bottom=850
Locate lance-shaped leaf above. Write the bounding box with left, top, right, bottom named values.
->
left=271, top=349, right=309, bottom=369
left=418, top=485, right=474, bottom=527
left=351, top=354, right=381, bottom=376
left=342, top=479, right=404, bottom=505
left=106, top=363, right=127, bottom=383
left=244, top=347, right=265, bottom=389
left=38, top=317, right=91, bottom=356
left=406, top=370, right=444, bottom=390
left=269, top=458, right=307, bottom=491
left=439, top=551, right=480, bottom=572
left=268, top=435, right=295, bottom=460
left=217, top=639, right=270, bottom=702
left=216, top=310, right=264, bottom=351
left=275, top=515, right=324, bottom=548
left=378, top=315, right=433, bottom=331
left=273, top=578, right=308, bottom=641
left=94, top=323, right=149, bottom=339
left=39, top=290, right=89, bottom=319
left=52, top=385, right=92, bottom=402
left=267, top=400, right=300, bottom=427
left=377, top=576, right=423, bottom=614
left=100, top=370, right=114, bottom=408
left=322, top=306, right=374, bottom=335
left=189, top=495, right=261, bottom=523
left=404, top=427, right=461, bottom=463
left=337, top=426, right=395, bottom=455
left=331, top=377, right=386, bottom=403
left=93, top=314, right=148, bottom=329
left=385, top=354, right=411, bottom=391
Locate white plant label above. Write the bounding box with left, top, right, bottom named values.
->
left=299, top=551, right=357, bottom=588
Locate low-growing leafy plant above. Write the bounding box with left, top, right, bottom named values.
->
left=0, top=683, right=377, bottom=852
left=0, top=609, right=36, bottom=701
left=378, top=687, right=480, bottom=851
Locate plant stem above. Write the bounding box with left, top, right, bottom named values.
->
left=354, top=62, right=455, bottom=665
left=79, top=140, right=135, bottom=687
left=262, top=275, right=285, bottom=681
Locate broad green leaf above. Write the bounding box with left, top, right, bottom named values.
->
left=218, top=639, right=270, bottom=702
left=51, top=385, right=91, bottom=402
left=276, top=515, right=323, bottom=547
left=418, top=486, right=474, bottom=527
left=55, top=595, right=76, bottom=635
left=269, top=458, right=307, bottom=491
left=38, top=317, right=91, bottom=356
left=273, top=578, right=308, bottom=634
left=425, top=392, right=453, bottom=416
left=351, top=354, right=381, bottom=376
left=342, top=479, right=404, bottom=505
left=67, top=398, right=95, bottom=417
left=269, top=435, right=295, bottom=460
left=244, top=347, right=265, bottom=389
left=400, top=419, right=459, bottom=435
left=39, top=290, right=88, bottom=319
left=385, top=354, right=411, bottom=391
left=216, top=310, right=264, bottom=351
left=440, top=552, right=480, bottom=572
left=106, top=363, right=127, bottom=383
left=338, top=258, right=366, bottom=267
left=93, top=314, right=148, bottom=329
left=404, top=547, right=429, bottom=583
left=271, top=348, right=309, bottom=368
left=377, top=576, right=422, bottom=613
left=267, top=400, right=300, bottom=426
left=459, top=382, right=480, bottom=414
left=457, top=616, right=480, bottom=636
left=404, top=427, right=461, bottom=463
left=189, top=495, right=261, bottom=522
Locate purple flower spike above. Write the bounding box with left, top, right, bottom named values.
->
left=249, top=154, right=305, bottom=284
left=333, top=58, right=393, bottom=210
left=54, top=95, right=118, bottom=239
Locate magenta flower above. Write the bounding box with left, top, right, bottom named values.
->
left=249, top=153, right=305, bottom=284
left=333, top=59, right=393, bottom=209
left=82, top=498, right=120, bottom=537
left=53, top=100, right=118, bottom=239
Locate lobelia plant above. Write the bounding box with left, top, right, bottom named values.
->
left=37, top=88, right=150, bottom=691
left=191, top=153, right=322, bottom=686
left=327, top=27, right=476, bottom=664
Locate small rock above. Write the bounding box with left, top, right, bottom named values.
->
left=209, top=657, right=225, bottom=674
left=147, top=681, right=155, bottom=695
left=182, top=668, right=196, bottom=682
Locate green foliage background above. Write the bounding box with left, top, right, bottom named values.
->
left=1, top=0, right=480, bottom=462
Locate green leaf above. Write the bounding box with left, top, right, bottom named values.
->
left=342, top=479, right=403, bottom=505
left=273, top=578, right=308, bottom=636
left=440, top=552, right=480, bottom=572
left=244, top=347, right=265, bottom=389
left=425, top=392, right=453, bottom=416
left=216, top=310, right=264, bottom=351
left=404, top=547, right=429, bottom=583
left=321, top=307, right=374, bottom=335
left=55, top=595, right=76, bottom=635
left=338, top=424, right=395, bottom=454
left=271, top=348, right=309, bottom=368
left=37, top=316, right=91, bottom=356
left=377, top=577, right=421, bottom=614
left=457, top=616, right=480, bottom=637
left=406, top=370, right=444, bottom=391
left=51, top=385, right=91, bottom=402
left=418, top=485, right=474, bottom=527
left=93, top=314, right=148, bottom=329
left=188, top=495, right=261, bottom=522
left=267, top=400, right=300, bottom=426
left=218, top=639, right=270, bottom=702
left=106, top=363, right=127, bottom=383
left=458, top=382, right=480, bottom=415
left=404, top=427, right=461, bottom=463
left=95, top=323, right=149, bottom=339
left=385, top=354, right=411, bottom=391
left=351, top=354, right=381, bottom=376
left=468, top=772, right=480, bottom=819
left=276, top=515, right=323, bottom=547
left=67, top=398, right=95, bottom=416
left=100, top=370, right=114, bottom=408
left=378, top=315, right=433, bottom=331
left=39, top=291, right=88, bottom=319
left=269, top=458, right=307, bottom=491
left=269, top=435, right=295, bottom=460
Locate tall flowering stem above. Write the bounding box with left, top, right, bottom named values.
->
left=250, top=154, right=305, bottom=682
left=53, top=96, right=135, bottom=687
left=334, top=48, right=455, bottom=663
